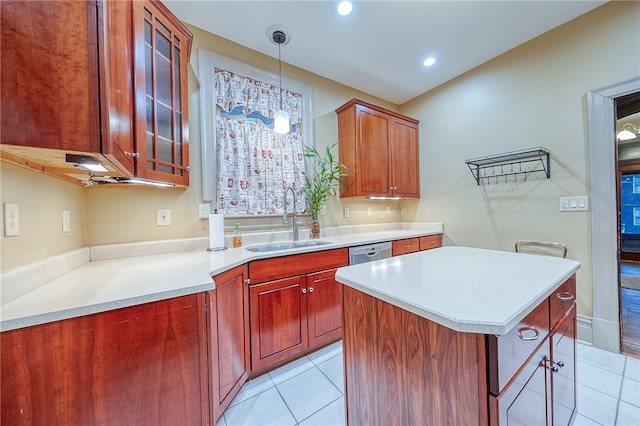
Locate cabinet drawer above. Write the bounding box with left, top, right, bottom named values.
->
left=488, top=299, right=550, bottom=394
left=419, top=234, right=442, bottom=250
left=549, top=275, right=576, bottom=329
left=249, top=248, right=348, bottom=284
left=392, top=238, right=420, bottom=255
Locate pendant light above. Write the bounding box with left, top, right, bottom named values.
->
left=272, top=30, right=290, bottom=134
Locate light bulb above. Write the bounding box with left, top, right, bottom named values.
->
left=274, top=110, right=290, bottom=134
left=338, top=1, right=352, bottom=16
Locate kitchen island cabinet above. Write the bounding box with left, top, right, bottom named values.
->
left=1, top=294, right=207, bottom=426
left=336, top=99, right=420, bottom=198
left=336, top=247, right=580, bottom=425
left=0, top=0, right=192, bottom=186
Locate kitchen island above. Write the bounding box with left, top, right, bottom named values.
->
left=335, top=246, right=580, bottom=425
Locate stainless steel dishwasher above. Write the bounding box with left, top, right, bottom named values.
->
left=348, top=241, right=392, bottom=265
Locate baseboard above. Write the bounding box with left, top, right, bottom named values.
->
left=577, top=314, right=593, bottom=345
left=592, top=316, right=621, bottom=353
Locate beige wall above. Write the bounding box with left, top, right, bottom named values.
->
left=1, top=162, right=86, bottom=269
left=400, top=1, right=640, bottom=318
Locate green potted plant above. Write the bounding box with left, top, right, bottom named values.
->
left=301, top=143, right=347, bottom=238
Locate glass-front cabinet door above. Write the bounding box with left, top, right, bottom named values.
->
left=134, top=0, right=192, bottom=186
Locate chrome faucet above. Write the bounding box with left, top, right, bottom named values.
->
left=283, top=186, right=302, bottom=241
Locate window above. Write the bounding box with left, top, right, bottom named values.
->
left=633, top=175, right=640, bottom=194
left=198, top=50, right=314, bottom=216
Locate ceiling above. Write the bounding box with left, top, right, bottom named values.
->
left=164, top=0, right=607, bottom=105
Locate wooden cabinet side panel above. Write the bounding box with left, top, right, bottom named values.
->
left=1, top=295, right=206, bottom=426
left=249, top=248, right=348, bottom=284
left=0, top=0, right=100, bottom=151
left=343, top=286, right=483, bottom=426
left=210, top=265, right=250, bottom=421
left=390, top=118, right=420, bottom=197
left=306, top=269, right=343, bottom=347
left=337, top=106, right=358, bottom=197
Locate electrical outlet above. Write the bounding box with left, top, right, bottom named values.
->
left=62, top=210, right=71, bottom=233
left=343, top=207, right=350, bottom=218
left=386, top=206, right=391, bottom=215
left=367, top=207, right=373, bottom=217
left=3, top=203, right=19, bottom=237
left=157, top=208, right=171, bottom=226
left=199, top=203, right=211, bottom=219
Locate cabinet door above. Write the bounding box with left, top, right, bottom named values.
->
left=307, top=269, right=342, bottom=348
left=98, top=0, right=136, bottom=175
left=551, top=304, right=576, bottom=426
left=490, top=340, right=551, bottom=426
left=250, top=276, right=308, bottom=372
left=390, top=117, right=420, bottom=198
left=357, top=105, right=391, bottom=196
left=1, top=0, right=100, bottom=152
left=1, top=295, right=207, bottom=426
left=133, top=0, right=191, bottom=185
left=209, top=265, right=250, bottom=423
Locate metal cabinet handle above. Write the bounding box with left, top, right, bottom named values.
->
left=244, top=279, right=250, bottom=285
left=403, top=245, right=411, bottom=248
left=557, top=292, right=574, bottom=301
left=302, top=288, right=307, bottom=294
left=517, top=327, right=540, bottom=341
left=124, top=151, right=140, bottom=158
left=309, top=287, right=314, bottom=293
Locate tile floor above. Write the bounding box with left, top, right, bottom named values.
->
left=217, top=341, right=640, bottom=426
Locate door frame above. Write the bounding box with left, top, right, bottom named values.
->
left=587, top=77, right=640, bottom=353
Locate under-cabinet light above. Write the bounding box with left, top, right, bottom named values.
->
left=367, top=196, right=403, bottom=200
left=66, top=154, right=109, bottom=173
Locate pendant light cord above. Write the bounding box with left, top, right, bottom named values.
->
left=278, top=42, right=283, bottom=111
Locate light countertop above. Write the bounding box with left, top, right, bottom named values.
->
left=1, top=223, right=442, bottom=332
left=335, top=246, right=580, bottom=335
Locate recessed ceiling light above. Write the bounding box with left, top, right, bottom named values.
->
left=423, top=57, right=436, bottom=67
left=337, top=1, right=352, bottom=16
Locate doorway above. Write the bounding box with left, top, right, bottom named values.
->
left=616, top=92, right=640, bottom=357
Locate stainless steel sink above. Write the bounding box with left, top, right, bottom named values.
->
left=245, top=240, right=331, bottom=252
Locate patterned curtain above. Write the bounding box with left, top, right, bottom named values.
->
left=214, top=68, right=306, bottom=215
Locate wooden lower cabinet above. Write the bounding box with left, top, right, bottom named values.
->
left=392, top=235, right=442, bottom=256
left=307, top=269, right=343, bottom=347
left=250, top=275, right=309, bottom=372
left=249, top=268, right=343, bottom=373
left=208, top=265, right=250, bottom=423
left=0, top=295, right=208, bottom=426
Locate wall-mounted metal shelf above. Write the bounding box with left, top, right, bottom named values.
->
left=465, top=147, right=550, bottom=185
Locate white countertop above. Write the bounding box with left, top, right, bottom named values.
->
left=1, top=224, right=442, bottom=332
left=335, top=246, right=580, bottom=335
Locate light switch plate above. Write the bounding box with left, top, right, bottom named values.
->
left=559, top=196, right=589, bottom=211
left=4, top=203, right=19, bottom=237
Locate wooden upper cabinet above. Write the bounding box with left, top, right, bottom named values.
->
left=133, top=0, right=191, bottom=185
left=0, top=0, right=192, bottom=186
left=336, top=99, right=420, bottom=198
left=1, top=0, right=101, bottom=153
